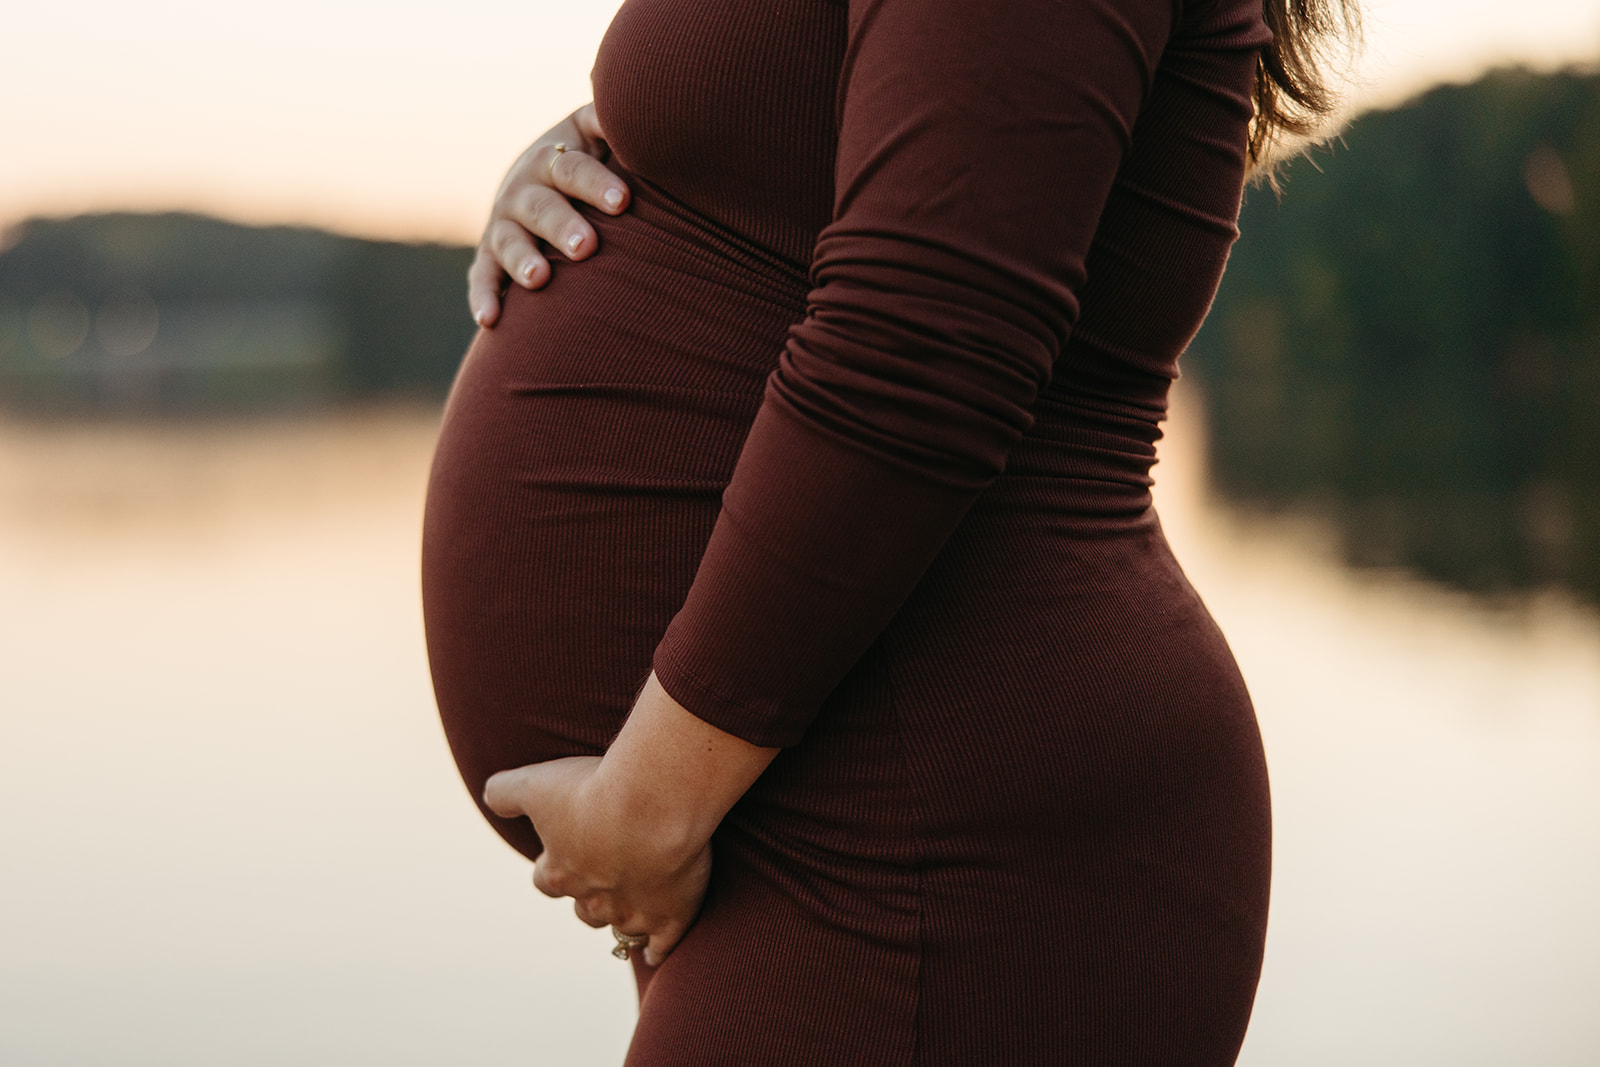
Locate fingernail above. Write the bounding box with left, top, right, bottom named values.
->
left=604, top=188, right=623, bottom=209
left=566, top=232, right=583, bottom=254
left=472, top=306, right=488, bottom=327
left=520, top=259, right=537, bottom=284
left=643, top=949, right=659, bottom=967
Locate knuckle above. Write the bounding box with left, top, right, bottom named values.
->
left=574, top=895, right=611, bottom=929
left=563, top=150, right=594, bottom=179
left=487, top=219, right=522, bottom=257
left=482, top=223, right=509, bottom=260
left=506, top=182, right=549, bottom=223
left=468, top=250, right=499, bottom=282
left=572, top=155, right=610, bottom=195
left=489, top=232, right=536, bottom=278
left=532, top=862, right=567, bottom=898
left=531, top=193, right=577, bottom=239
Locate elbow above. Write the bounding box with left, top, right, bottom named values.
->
left=774, top=278, right=1065, bottom=489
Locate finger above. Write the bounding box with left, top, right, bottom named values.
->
left=572, top=104, right=616, bottom=166
left=573, top=103, right=606, bottom=146
left=532, top=854, right=573, bottom=899
left=643, top=916, right=691, bottom=968
left=466, top=247, right=514, bottom=326
left=552, top=148, right=630, bottom=215
left=483, top=218, right=550, bottom=289
left=466, top=250, right=502, bottom=327
left=482, top=767, right=531, bottom=819
left=573, top=895, right=612, bottom=929
left=485, top=753, right=593, bottom=821
left=504, top=181, right=599, bottom=262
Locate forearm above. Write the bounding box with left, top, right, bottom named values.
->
left=587, top=672, right=780, bottom=861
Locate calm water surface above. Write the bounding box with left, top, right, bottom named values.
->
left=1, top=396, right=1596, bottom=1065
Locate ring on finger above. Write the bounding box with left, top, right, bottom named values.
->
left=547, top=142, right=569, bottom=181
left=611, top=927, right=649, bottom=960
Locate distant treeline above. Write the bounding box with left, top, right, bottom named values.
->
left=0, top=213, right=474, bottom=411
left=2, top=64, right=1597, bottom=607
left=1185, top=64, right=1600, bottom=607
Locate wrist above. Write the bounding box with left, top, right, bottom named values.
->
left=587, top=748, right=716, bottom=870
left=590, top=672, right=779, bottom=864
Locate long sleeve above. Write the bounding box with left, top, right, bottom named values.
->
left=651, top=0, right=1182, bottom=747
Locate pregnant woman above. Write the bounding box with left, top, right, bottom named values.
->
left=422, top=0, right=1355, bottom=1061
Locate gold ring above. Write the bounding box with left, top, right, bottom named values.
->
left=611, top=926, right=649, bottom=960
left=547, top=142, right=569, bottom=180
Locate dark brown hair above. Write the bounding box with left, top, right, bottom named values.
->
left=1251, top=0, right=1362, bottom=177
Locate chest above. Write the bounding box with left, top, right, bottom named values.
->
left=590, top=0, right=849, bottom=260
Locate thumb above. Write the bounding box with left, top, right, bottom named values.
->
left=575, top=102, right=606, bottom=142
left=483, top=755, right=596, bottom=820
left=483, top=766, right=538, bottom=819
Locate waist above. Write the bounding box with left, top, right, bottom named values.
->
left=482, top=180, right=1171, bottom=515
left=581, top=162, right=811, bottom=310
left=611, top=164, right=1175, bottom=515
left=982, top=380, right=1169, bottom=522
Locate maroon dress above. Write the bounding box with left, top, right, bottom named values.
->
left=422, top=0, right=1275, bottom=1061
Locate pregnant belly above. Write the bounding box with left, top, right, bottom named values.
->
left=421, top=195, right=806, bottom=860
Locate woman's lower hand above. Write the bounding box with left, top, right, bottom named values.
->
left=469, top=102, right=632, bottom=327
left=483, top=754, right=711, bottom=967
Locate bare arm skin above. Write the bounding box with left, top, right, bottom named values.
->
left=483, top=673, right=779, bottom=966
left=468, top=103, right=632, bottom=326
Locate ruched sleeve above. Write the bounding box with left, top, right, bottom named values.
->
left=651, top=0, right=1181, bottom=746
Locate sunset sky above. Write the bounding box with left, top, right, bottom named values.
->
left=4, top=0, right=1598, bottom=244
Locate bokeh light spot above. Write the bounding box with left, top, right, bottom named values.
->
left=1523, top=145, right=1576, bottom=215
left=27, top=290, right=90, bottom=360
left=96, top=286, right=160, bottom=357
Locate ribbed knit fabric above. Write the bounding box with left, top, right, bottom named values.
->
left=421, top=0, right=1275, bottom=1061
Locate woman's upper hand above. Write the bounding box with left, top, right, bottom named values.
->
left=483, top=753, right=713, bottom=968
left=468, top=103, right=632, bottom=327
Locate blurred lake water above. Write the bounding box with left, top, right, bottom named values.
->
left=1, top=392, right=1596, bottom=1066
